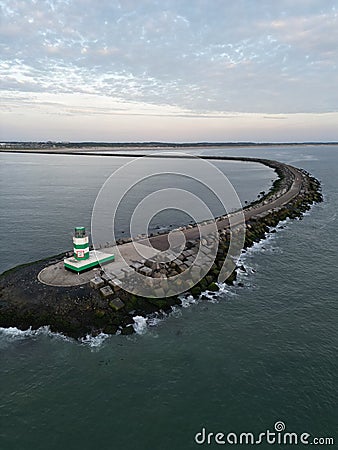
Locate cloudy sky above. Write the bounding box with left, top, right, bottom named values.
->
left=1, top=0, right=338, bottom=142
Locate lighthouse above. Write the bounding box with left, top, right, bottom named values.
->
left=73, top=226, right=89, bottom=260
left=64, top=226, right=115, bottom=273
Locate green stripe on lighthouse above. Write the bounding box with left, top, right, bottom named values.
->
left=64, top=254, right=115, bottom=272
left=73, top=243, right=90, bottom=249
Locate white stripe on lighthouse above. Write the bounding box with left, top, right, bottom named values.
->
left=73, top=237, right=89, bottom=245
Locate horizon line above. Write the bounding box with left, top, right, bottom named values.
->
left=2, top=141, right=338, bottom=146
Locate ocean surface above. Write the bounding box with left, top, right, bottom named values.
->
left=0, top=145, right=337, bottom=449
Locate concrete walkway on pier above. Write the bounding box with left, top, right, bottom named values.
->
left=38, top=242, right=161, bottom=287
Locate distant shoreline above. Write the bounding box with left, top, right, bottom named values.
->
left=1, top=141, right=338, bottom=153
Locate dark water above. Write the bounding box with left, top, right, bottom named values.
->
left=0, top=146, right=337, bottom=449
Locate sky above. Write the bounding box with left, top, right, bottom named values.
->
left=1, top=0, right=338, bottom=142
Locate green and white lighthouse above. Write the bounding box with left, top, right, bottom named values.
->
left=64, top=226, right=115, bottom=273
left=73, top=226, right=89, bottom=260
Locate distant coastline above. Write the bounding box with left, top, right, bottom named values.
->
left=1, top=141, right=338, bottom=153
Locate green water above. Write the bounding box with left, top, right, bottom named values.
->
left=0, top=146, right=337, bottom=449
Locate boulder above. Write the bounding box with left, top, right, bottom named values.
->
left=90, top=277, right=105, bottom=289
left=190, top=285, right=202, bottom=297
left=109, top=297, right=125, bottom=311
left=130, top=262, right=143, bottom=271
left=121, top=325, right=134, bottom=335
left=207, top=282, right=219, bottom=292
left=139, top=266, right=153, bottom=276
left=109, top=279, right=123, bottom=291
left=100, top=286, right=114, bottom=298
left=144, top=259, right=159, bottom=270
left=186, top=240, right=196, bottom=249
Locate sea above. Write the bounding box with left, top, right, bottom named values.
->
left=0, top=145, right=337, bottom=449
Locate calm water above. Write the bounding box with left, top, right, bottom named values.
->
left=0, top=154, right=275, bottom=273
left=0, top=146, right=337, bottom=449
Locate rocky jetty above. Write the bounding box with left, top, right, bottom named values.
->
left=0, top=158, right=323, bottom=339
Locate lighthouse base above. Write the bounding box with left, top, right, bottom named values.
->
left=64, top=250, right=115, bottom=273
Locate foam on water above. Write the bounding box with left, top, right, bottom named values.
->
left=177, top=225, right=287, bottom=305
left=216, top=283, right=238, bottom=297
left=0, top=326, right=112, bottom=349
left=169, top=306, right=183, bottom=318
left=240, top=219, right=290, bottom=262
left=201, top=291, right=220, bottom=303
left=147, top=313, right=165, bottom=327
left=133, top=316, right=148, bottom=334
left=216, top=219, right=292, bottom=293
left=0, top=325, right=71, bottom=342
left=179, top=294, right=198, bottom=308
left=80, top=332, right=110, bottom=348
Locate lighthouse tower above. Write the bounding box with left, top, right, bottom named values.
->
left=73, top=226, right=89, bottom=260
left=64, top=226, right=114, bottom=272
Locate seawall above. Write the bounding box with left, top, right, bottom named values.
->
left=0, top=155, right=323, bottom=338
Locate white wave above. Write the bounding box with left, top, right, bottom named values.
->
left=228, top=219, right=290, bottom=288
left=217, top=283, right=238, bottom=297
left=202, top=291, right=220, bottom=303
left=247, top=235, right=275, bottom=254
left=80, top=332, right=110, bottom=348
left=147, top=313, right=164, bottom=327
left=0, top=325, right=70, bottom=342
left=179, top=294, right=198, bottom=308
left=132, top=316, right=148, bottom=334
left=240, top=219, right=290, bottom=261
left=169, top=306, right=182, bottom=318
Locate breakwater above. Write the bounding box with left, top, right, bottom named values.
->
left=0, top=156, right=322, bottom=338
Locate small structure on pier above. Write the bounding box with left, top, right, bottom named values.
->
left=73, top=226, right=89, bottom=260
left=64, top=227, right=115, bottom=273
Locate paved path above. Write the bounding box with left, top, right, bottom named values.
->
left=142, top=163, right=303, bottom=251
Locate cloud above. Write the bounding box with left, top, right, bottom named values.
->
left=0, top=0, right=338, bottom=140
left=260, top=12, right=338, bottom=57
